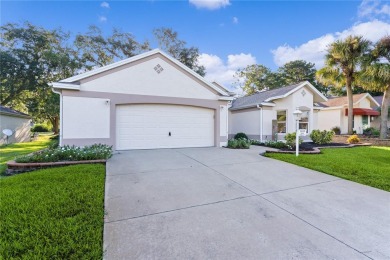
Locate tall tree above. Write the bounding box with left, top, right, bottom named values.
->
left=153, top=27, right=205, bottom=76
left=0, top=22, right=81, bottom=133
left=316, top=35, right=371, bottom=134
left=359, top=36, right=390, bottom=139
left=234, top=64, right=284, bottom=95
left=75, top=26, right=149, bottom=71
left=278, top=60, right=316, bottom=84
left=278, top=60, right=328, bottom=94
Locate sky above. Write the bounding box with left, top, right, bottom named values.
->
left=2, top=0, right=390, bottom=90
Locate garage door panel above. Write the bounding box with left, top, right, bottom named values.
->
left=116, top=104, right=214, bottom=150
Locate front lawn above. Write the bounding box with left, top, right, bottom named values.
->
left=266, top=146, right=390, bottom=192
left=0, top=164, right=105, bottom=259
left=0, top=135, right=53, bottom=174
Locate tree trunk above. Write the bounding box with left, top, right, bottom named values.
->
left=380, top=85, right=390, bottom=139
left=346, top=78, right=354, bottom=135
left=49, top=117, right=59, bottom=135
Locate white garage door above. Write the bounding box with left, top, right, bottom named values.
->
left=116, top=104, right=214, bottom=150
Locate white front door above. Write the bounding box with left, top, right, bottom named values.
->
left=116, top=104, right=214, bottom=150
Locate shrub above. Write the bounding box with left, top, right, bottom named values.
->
left=31, top=124, right=50, bottom=132
left=310, top=130, right=334, bottom=145
left=250, top=139, right=262, bottom=145
left=234, top=132, right=248, bottom=140
left=347, top=135, right=360, bottom=144
left=331, top=126, right=341, bottom=135
left=264, top=140, right=287, bottom=149
left=285, top=132, right=303, bottom=148
left=363, top=127, right=380, bottom=136
left=227, top=138, right=251, bottom=149
left=15, top=144, right=113, bottom=163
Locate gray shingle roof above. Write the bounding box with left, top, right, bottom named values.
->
left=0, top=105, right=31, bottom=118
left=230, top=82, right=304, bottom=110
left=372, top=96, right=384, bottom=109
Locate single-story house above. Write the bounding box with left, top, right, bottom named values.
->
left=51, top=49, right=234, bottom=150
left=370, top=95, right=390, bottom=130
left=317, top=93, right=380, bottom=134
left=0, top=105, right=32, bottom=145
left=228, top=81, right=328, bottom=141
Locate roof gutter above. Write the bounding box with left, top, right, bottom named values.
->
left=51, top=87, right=63, bottom=146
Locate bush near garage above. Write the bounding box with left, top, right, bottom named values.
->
left=227, top=138, right=251, bottom=149
left=234, top=132, right=248, bottom=140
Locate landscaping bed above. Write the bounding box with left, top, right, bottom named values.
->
left=6, top=144, right=113, bottom=174
left=0, top=164, right=105, bottom=259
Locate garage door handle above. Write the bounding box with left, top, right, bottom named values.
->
left=169, top=132, right=171, bottom=136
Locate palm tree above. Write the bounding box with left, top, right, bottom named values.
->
left=359, top=36, right=390, bottom=139
left=316, top=36, right=371, bottom=134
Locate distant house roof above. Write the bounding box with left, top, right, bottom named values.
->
left=318, top=93, right=380, bottom=108
left=372, top=96, right=390, bottom=109
left=0, top=105, right=31, bottom=118
left=230, top=81, right=327, bottom=110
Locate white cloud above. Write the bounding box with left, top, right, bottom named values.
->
left=358, top=0, right=390, bottom=19
left=189, top=0, right=230, bottom=10
left=99, top=16, right=107, bottom=22
left=100, top=1, right=110, bottom=8
left=198, top=53, right=256, bottom=92
left=272, top=20, right=390, bottom=68
left=232, top=17, right=238, bottom=24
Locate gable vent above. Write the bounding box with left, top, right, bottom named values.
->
left=154, top=64, right=164, bottom=74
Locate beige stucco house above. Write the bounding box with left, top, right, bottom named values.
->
left=0, top=105, right=32, bottom=145
left=317, top=93, right=380, bottom=134
left=52, top=49, right=234, bottom=150
left=228, top=81, right=328, bottom=141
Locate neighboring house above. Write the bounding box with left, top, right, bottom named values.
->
left=317, top=93, right=380, bottom=134
left=0, top=105, right=32, bottom=145
left=370, top=95, right=390, bottom=130
left=51, top=49, right=234, bottom=150
left=229, top=81, right=328, bottom=141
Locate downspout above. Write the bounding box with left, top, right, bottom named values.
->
left=52, top=87, right=63, bottom=146
left=257, top=104, right=263, bottom=142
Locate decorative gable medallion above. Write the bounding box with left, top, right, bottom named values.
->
left=301, top=89, right=306, bottom=97
left=154, top=64, right=164, bottom=74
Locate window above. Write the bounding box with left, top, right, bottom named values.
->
left=362, top=115, right=368, bottom=127
left=299, top=111, right=309, bottom=134
left=277, top=111, right=287, bottom=133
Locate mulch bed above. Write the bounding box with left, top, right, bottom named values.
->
left=263, top=142, right=371, bottom=154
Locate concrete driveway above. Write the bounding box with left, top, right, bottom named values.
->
left=104, top=147, right=390, bottom=259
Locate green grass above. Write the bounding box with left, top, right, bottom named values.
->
left=266, top=146, right=390, bottom=192
left=0, top=164, right=105, bottom=259
left=0, top=135, right=53, bottom=174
